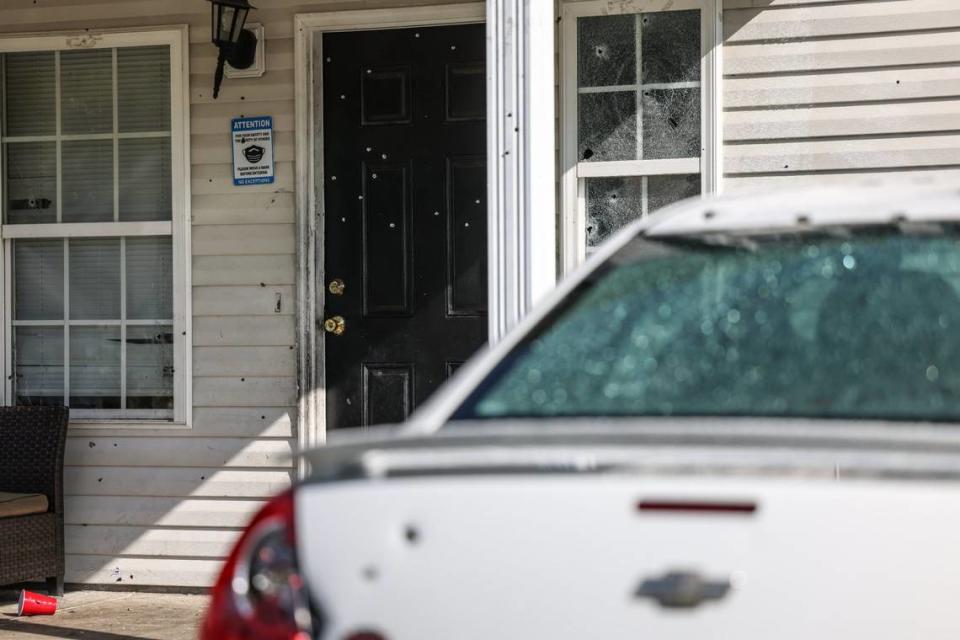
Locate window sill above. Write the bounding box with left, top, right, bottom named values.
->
left=69, top=420, right=191, bottom=431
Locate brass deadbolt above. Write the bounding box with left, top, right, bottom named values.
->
left=323, top=315, right=346, bottom=336
left=328, top=278, right=346, bottom=296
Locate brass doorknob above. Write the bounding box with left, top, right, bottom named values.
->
left=328, top=278, right=345, bottom=296
left=323, top=315, right=346, bottom=336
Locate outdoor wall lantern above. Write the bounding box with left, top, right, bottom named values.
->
left=208, top=0, right=258, bottom=99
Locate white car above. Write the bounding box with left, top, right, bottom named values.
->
left=203, top=185, right=960, bottom=640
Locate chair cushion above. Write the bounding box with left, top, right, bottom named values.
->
left=0, top=492, right=48, bottom=518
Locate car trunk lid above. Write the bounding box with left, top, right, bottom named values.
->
left=297, top=422, right=960, bottom=639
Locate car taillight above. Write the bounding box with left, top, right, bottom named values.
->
left=201, top=489, right=315, bottom=640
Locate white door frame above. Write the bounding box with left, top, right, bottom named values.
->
left=293, top=4, right=486, bottom=473
left=487, top=0, right=558, bottom=343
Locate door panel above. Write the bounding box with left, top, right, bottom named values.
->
left=362, top=162, right=411, bottom=317
left=322, top=24, right=487, bottom=430
left=361, top=363, right=413, bottom=426
left=447, top=156, right=487, bottom=316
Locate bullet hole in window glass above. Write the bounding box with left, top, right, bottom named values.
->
left=586, top=174, right=700, bottom=247
left=577, top=14, right=636, bottom=88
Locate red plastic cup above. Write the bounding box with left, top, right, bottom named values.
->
left=17, top=590, right=57, bottom=616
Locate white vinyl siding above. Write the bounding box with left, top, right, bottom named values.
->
left=722, top=0, right=960, bottom=190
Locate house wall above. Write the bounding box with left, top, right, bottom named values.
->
left=722, top=0, right=960, bottom=191
left=0, top=0, right=472, bottom=588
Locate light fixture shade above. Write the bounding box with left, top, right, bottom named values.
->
left=227, top=28, right=259, bottom=70
left=208, top=0, right=253, bottom=47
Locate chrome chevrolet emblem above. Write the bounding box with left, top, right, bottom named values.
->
left=634, top=570, right=732, bottom=609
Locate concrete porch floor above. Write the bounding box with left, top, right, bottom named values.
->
left=0, top=589, right=206, bottom=639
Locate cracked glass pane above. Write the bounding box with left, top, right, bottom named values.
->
left=587, top=174, right=701, bottom=248
left=586, top=176, right=644, bottom=247
left=579, top=92, right=637, bottom=162
left=577, top=14, right=636, bottom=88
left=459, top=233, right=960, bottom=421
left=641, top=10, right=701, bottom=84
left=648, top=174, right=701, bottom=212
left=642, top=88, right=700, bottom=159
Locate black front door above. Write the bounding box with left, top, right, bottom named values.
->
left=322, top=24, right=487, bottom=430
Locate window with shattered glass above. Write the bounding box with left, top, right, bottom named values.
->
left=563, top=1, right=713, bottom=262
left=0, top=31, right=189, bottom=423
left=454, top=229, right=960, bottom=422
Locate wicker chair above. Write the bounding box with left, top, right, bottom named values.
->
left=0, top=406, right=68, bottom=596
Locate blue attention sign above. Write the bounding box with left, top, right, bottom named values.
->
left=231, top=116, right=275, bottom=186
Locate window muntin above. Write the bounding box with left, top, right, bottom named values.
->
left=0, top=32, right=187, bottom=423
left=562, top=1, right=716, bottom=265
left=453, top=230, right=960, bottom=423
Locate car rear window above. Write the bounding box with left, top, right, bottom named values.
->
left=452, top=227, right=960, bottom=422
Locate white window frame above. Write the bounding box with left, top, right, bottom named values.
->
left=0, top=26, right=192, bottom=428
left=560, top=0, right=722, bottom=273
